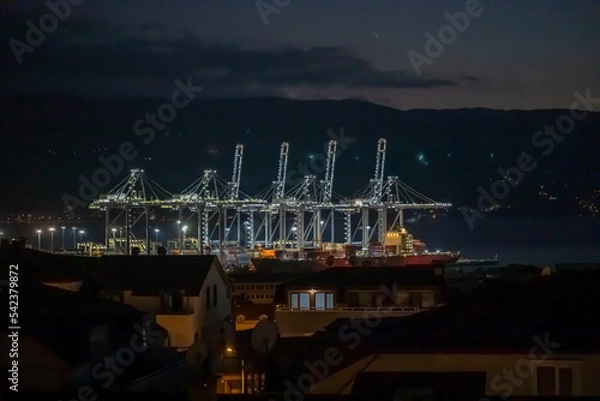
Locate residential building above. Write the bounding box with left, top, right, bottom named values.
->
left=87, top=255, right=233, bottom=351
left=0, top=280, right=180, bottom=392
left=229, top=273, right=293, bottom=305
left=262, top=271, right=600, bottom=398
left=273, top=265, right=445, bottom=336
left=3, top=239, right=234, bottom=351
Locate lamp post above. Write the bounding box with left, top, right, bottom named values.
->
left=72, top=227, right=77, bottom=248
left=61, top=226, right=66, bottom=249
left=49, top=227, right=55, bottom=251
left=226, top=348, right=245, bottom=393
left=79, top=230, right=85, bottom=255
left=36, top=229, right=42, bottom=250
left=111, top=228, right=117, bottom=254
left=182, top=226, right=188, bottom=252
left=154, top=228, right=159, bottom=243
left=177, top=220, right=181, bottom=254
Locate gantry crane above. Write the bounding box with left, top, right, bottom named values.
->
left=91, top=137, right=451, bottom=261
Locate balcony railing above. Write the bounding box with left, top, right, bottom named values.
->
left=276, top=306, right=420, bottom=312
left=156, top=308, right=194, bottom=315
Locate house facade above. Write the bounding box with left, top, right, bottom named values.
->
left=99, top=255, right=232, bottom=350
left=274, top=266, right=445, bottom=336
left=42, top=255, right=233, bottom=350
left=310, top=353, right=600, bottom=397
left=0, top=280, right=176, bottom=392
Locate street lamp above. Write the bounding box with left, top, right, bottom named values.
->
left=61, top=226, right=66, bottom=249
left=79, top=230, right=85, bottom=243
left=177, top=220, right=181, bottom=253
left=111, top=228, right=117, bottom=254
left=154, top=228, right=160, bottom=243
left=36, top=229, right=42, bottom=250
left=72, top=227, right=77, bottom=248
left=225, top=348, right=245, bottom=393
left=49, top=227, right=55, bottom=250
left=182, top=226, right=188, bottom=251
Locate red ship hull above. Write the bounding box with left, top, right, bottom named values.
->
left=324, top=252, right=459, bottom=267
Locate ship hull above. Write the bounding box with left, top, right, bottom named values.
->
left=325, top=253, right=460, bottom=267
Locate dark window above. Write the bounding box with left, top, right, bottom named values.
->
left=410, top=292, right=422, bottom=308
left=558, top=368, right=573, bottom=396
left=213, top=284, right=217, bottom=307
left=536, top=366, right=573, bottom=396
left=536, top=366, right=556, bottom=395
left=206, top=286, right=211, bottom=310
left=171, top=292, right=183, bottom=312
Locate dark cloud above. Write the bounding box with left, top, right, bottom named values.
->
left=2, top=14, right=458, bottom=97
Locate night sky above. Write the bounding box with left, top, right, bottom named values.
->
left=2, top=0, right=600, bottom=109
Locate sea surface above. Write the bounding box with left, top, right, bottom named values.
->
left=2, top=216, right=598, bottom=266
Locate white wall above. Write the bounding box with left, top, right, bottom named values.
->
left=197, top=264, right=231, bottom=328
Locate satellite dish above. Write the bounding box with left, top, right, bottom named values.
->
left=185, top=341, right=208, bottom=366
left=251, top=319, right=279, bottom=353
left=541, top=266, right=552, bottom=276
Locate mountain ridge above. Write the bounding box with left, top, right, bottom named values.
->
left=1, top=94, right=599, bottom=215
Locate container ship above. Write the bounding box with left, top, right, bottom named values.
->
left=259, top=226, right=459, bottom=267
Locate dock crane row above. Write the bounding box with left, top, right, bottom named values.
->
left=90, top=138, right=451, bottom=256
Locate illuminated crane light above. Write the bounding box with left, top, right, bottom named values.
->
left=88, top=138, right=451, bottom=255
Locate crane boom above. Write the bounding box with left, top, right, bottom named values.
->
left=230, top=143, right=243, bottom=200
left=372, top=138, right=386, bottom=201
left=322, top=140, right=337, bottom=203
left=275, top=142, right=289, bottom=199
